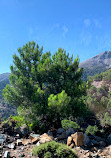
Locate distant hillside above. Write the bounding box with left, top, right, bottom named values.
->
left=86, top=68, right=111, bottom=114
left=0, top=73, right=17, bottom=119
left=80, top=51, right=111, bottom=80
left=0, top=73, right=10, bottom=99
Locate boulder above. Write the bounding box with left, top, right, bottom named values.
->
left=19, top=124, right=29, bottom=137
left=32, top=137, right=38, bottom=144
left=29, top=133, right=40, bottom=140
left=57, top=128, right=65, bottom=135
left=0, top=134, right=7, bottom=145
left=67, top=136, right=73, bottom=146
left=84, top=133, right=91, bottom=146
left=71, top=132, right=84, bottom=146
left=22, top=139, right=31, bottom=146
left=107, top=133, right=111, bottom=143
left=57, top=132, right=66, bottom=140
left=66, top=127, right=75, bottom=137
left=7, top=143, right=15, bottom=149
left=39, top=133, right=53, bottom=144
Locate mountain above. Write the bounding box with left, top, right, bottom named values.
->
left=80, top=51, right=111, bottom=80
left=0, top=73, right=17, bottom=119
left=0, top=73, right=10, bottom=99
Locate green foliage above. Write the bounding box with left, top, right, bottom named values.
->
left=61, top=119, right=80, bottom=130
left=12, top=115, right=25, bottom=128
left=48, top=91, right=71, bottom=119
left=85, top=125, right=98, bottom=136
left=32, top=141, right=77, bottom=158
left=86, top=74, right=111, bottom=114
left=99, top=112, right=111, bottom=128
left=3, top=41, right=87, bottom=129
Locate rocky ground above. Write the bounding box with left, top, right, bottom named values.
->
left=0, top=122, right=111, bottom=158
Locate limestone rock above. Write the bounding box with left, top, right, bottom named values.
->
left=71, top=132, right=84, bottom=146
left=32, top=137, right=38, bottom=144
left=67, top=136, right=73, bottom=146
left=39, top=133, right=53, bottom=144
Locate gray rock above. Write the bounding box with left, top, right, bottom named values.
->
left=29, top=133, right=40, bottom=139
left=57, top=132, right=66, bottom=140
left=99, top=141, right=106, bottom=147
left=107, top=133, right=111, bottom=143
left=91, top=139, right=99, bottom=146
left=47, top=130, right=53, bottom=137
left=4, top=151, right=10, bottom=158
left=94, top=136, right=105, bottom=142
left=19, top=124, right=29, bottom=137
left=0, top=134, right=7, bottom=145
left=66, top=128, right=75, bottom=137
left=7, top=143, right=15, bottom=149
left=84, top=133, right=91, bottom=146
left=57, top=128, right=65, bottom=135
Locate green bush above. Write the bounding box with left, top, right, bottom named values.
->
left=99, top=112, right=111, bottom=128
left=32, top=141, right=77, bottom=158
left=85, top=125, right=98, bottom=136
left=61, top=119, right=80, bottom=130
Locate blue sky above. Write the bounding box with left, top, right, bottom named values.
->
left=0, top=0, right=111, bottom=74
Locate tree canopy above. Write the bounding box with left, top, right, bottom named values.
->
left=3, top=41, right=87, bottom=129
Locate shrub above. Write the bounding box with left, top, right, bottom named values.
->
left=61, top=119, right=80, bottom=130
left=32, top=141, right=77, bottom=158
left=99, top=112, right=111, bottom=128
left=85, top=125, right=98, bottom=136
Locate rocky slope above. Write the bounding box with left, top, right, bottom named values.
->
left=80, top=51, right=111, bottom=80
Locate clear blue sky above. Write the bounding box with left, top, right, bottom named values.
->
left=0, top=0, right=111, bottom=74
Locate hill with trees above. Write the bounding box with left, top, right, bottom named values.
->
left=86, top=68, right=111, bottom=129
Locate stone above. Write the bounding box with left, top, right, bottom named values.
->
left=91, top=139, right=99, bottom=146
left=71, top=132, right=84, bottom=146
left=16, top=139, right=23, bottom=146
left=39, top=133, right=53, bottom=144
left=66, top=128, right=75, bottom=137
left=22, top=139, right=31, bottom=146
left=57, top=128, right=65, bottom=135
left=19, top=153, right=25, bottom=157
left=0, top=134, right=7, bottom=145
left=84, top=133, right=91, bottom=146
left=29, top=133, right=40, bottom=140
left=32, top=137, right=38, bottom=144
left=19, top=124, right=29, bottom=137
left=7, top=143, right=15, bottom=149
left=107, top=133, right=111, bottom=143
left=99, top=141, right=106, bottom=147
left=67, top=136, right=73, bottom=146
left=36, top=141, right=40, bottom=146
left=57, top=132, right=66, bottom=140
left=69, top=143, right=74, bottom=148
left=4, top=151, right=10, bottom=158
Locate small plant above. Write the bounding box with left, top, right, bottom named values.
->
left=85, top=125, right=98, bottom=136
left=32, top=141, right=77, bottom=158
left=61, top=119, right=80, bottom=130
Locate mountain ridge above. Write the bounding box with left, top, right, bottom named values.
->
left=80, top=51, right=111, bottom=80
